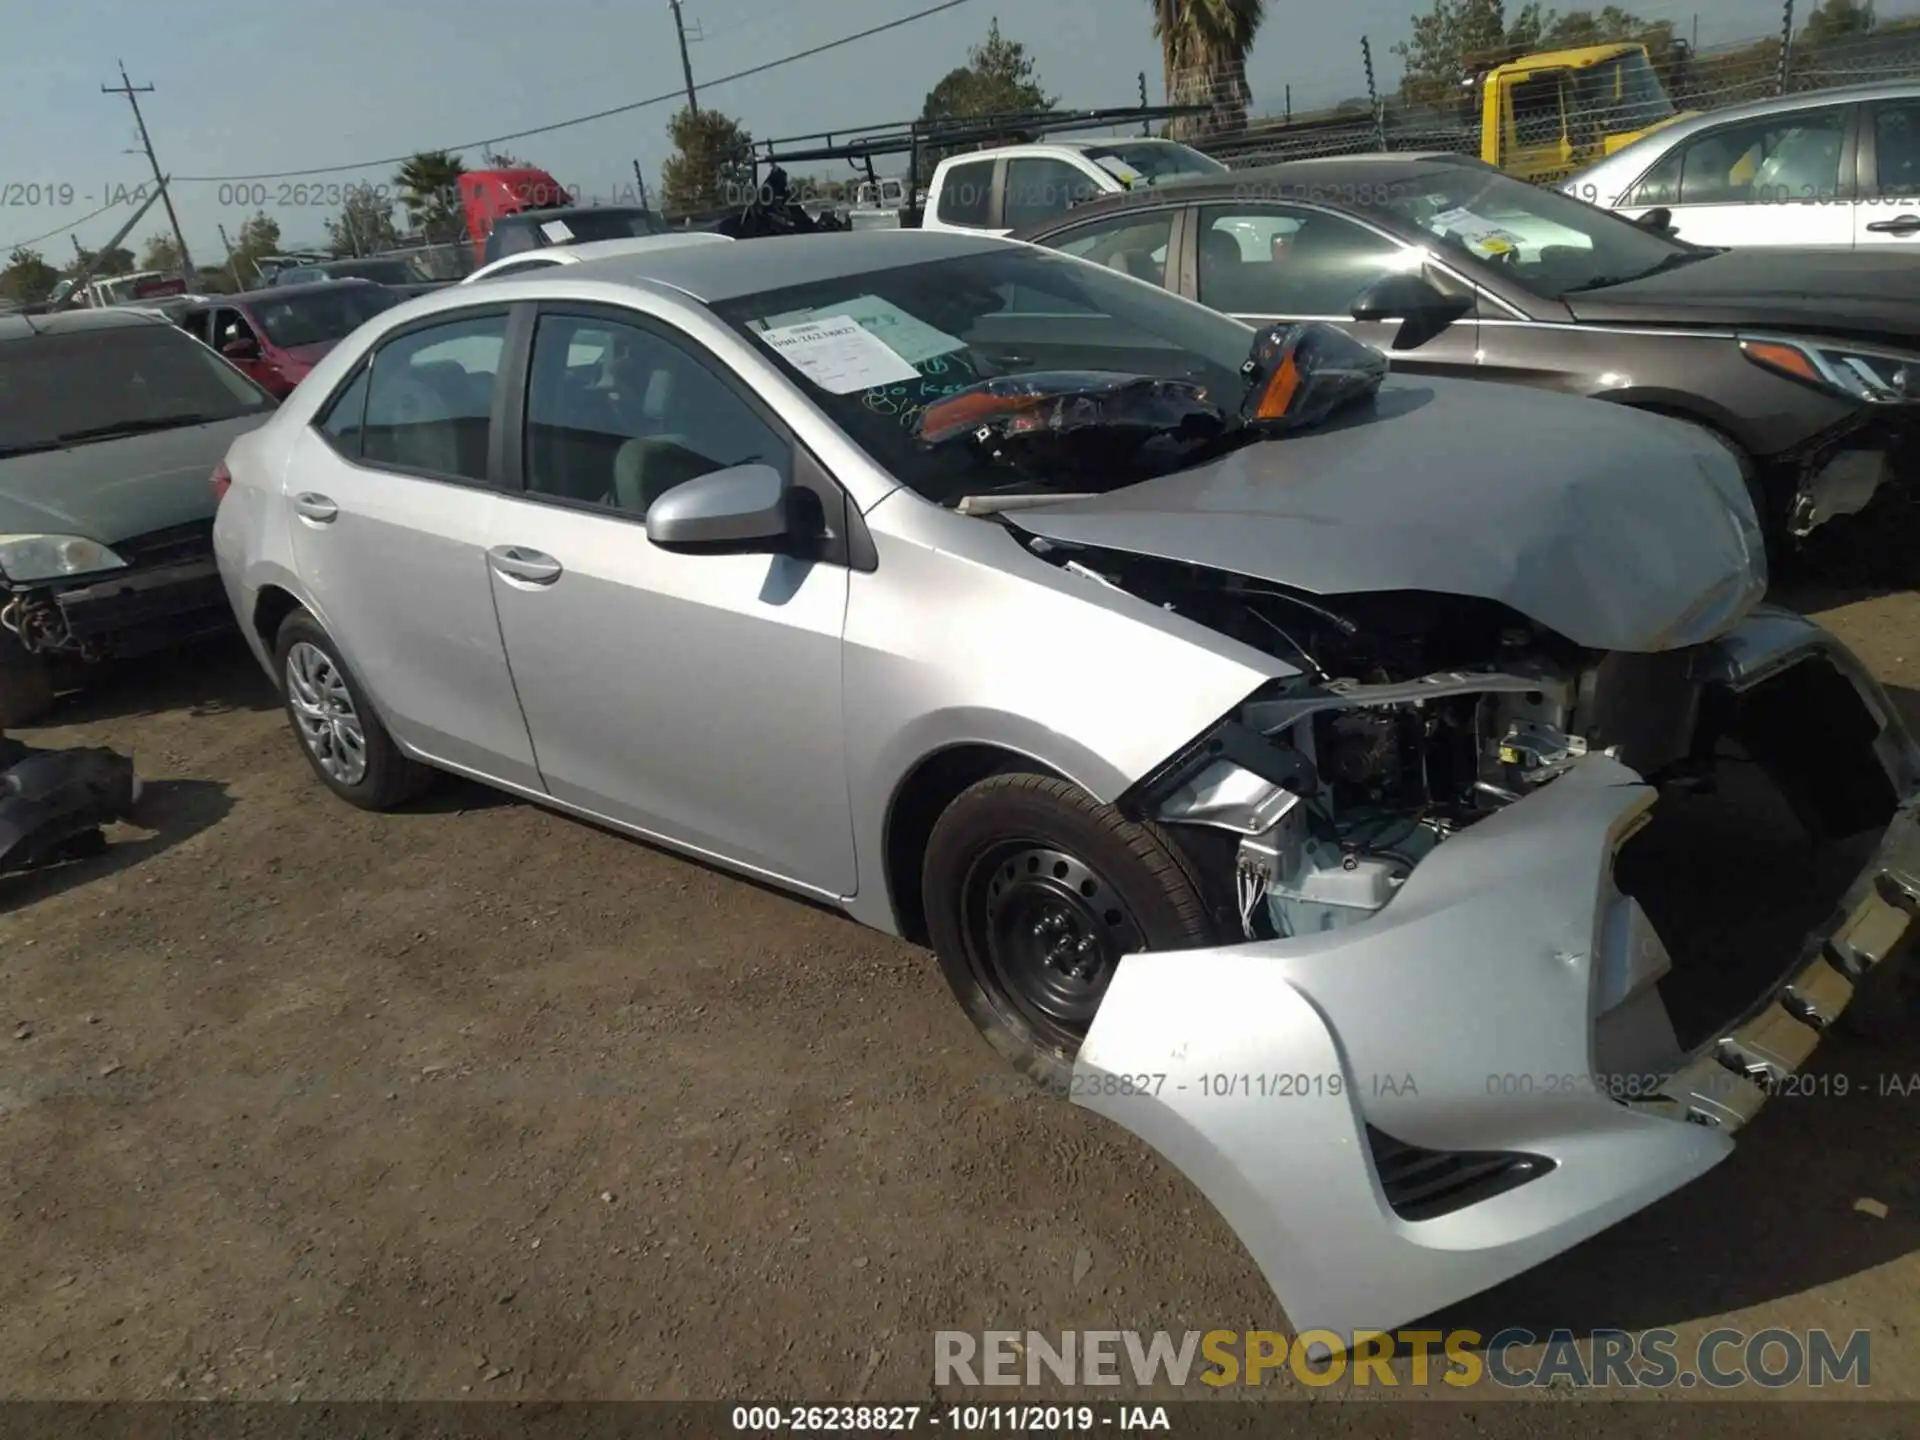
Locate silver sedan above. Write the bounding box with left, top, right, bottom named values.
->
left=211, top=228, right=1920, bottom=1346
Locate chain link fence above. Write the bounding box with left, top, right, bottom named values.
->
left=1203, top=20, right=1920, bottom=169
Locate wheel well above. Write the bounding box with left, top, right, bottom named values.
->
left=250, top=585, right=302, bottom=659
left=883, top=745, right=1067, bottom=945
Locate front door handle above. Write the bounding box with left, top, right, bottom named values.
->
left=293, top=492, right=338, bottom=523
left=487, top=545, right=563, bottom=585
left=1865, top=214, right=1920, bottom=234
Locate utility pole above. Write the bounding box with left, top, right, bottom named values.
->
left=217, top=224, right=244, bottom=288
left=668, top=0, right=702, bottom=115
left=103, top=61, right=194, bottom=279
left=632, top=160, right=652, bottom=210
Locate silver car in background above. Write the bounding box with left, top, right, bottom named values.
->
left=1564, top=80, right=1920, bottom=249
left=210, top=230, right=1920, bottom=1346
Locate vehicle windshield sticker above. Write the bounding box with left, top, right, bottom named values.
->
left=757, top=315, right=921, bottom=393
left=539, top=219, right=574, bottom=243
left=759, top=295, right=964, bottom=367
left=1425, top=205, right=1523, bottom=256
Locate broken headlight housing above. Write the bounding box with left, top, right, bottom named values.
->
left=1740, top=335, right=1920, bottom=406
left=1147, top=666, right=1607, bottom=942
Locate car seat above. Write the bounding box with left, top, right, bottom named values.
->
left=1197, top=227, right=1245, bottom=308
left=366, top=374, right=460, bottom=474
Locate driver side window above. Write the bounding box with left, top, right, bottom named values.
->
left=212, top=307, right=257, bottom=350
left=1043, top=211, right=1177, bottom=289
left=522, top=311, right=789, bottom=520
left=1196, top=206, right=1407, bottom=317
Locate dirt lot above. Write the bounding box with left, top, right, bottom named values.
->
left=1, top=586, right=1916, bottom=1410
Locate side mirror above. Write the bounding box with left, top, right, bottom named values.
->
left=1350, top=272, right=1473, bottom=351
left=1635, top=206, right=1676, bottom=236
left=221, top=336, right=260, bottom=359
left=645, top=463, right=796, bottom=553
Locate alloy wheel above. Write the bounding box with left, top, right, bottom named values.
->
left=285, top=641, right=368, bottom=786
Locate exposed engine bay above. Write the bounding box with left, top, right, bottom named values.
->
left=0, top=588, right=97, bottom=660
left=1030, top=540, right=1876, bottom=950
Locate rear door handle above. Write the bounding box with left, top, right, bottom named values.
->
left=293, top=492, right=338, bottom=523
left=487, top=545, right=563, bottom=585
left=1865, top=214, right=1920, bottom=234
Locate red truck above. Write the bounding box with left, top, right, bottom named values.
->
left=457, top=167, right=668, bottom=265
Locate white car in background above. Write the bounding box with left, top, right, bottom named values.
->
left=462, top=232, right=734, bottom=283
left=1563, top=80, right=1920, bottom=250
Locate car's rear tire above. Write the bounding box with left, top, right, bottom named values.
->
left=0, top=632, right=56, bottom=728
left=921, top=771, right=1219, bottom=1093
left=273, top=610, right=432, bottom=811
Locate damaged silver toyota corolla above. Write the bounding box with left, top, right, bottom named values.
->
left=214, top=231, right=1920, bottom=1349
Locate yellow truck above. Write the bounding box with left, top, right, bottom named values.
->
left=1468, top=41, right=1694, bottom=183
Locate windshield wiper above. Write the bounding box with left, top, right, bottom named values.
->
left=0, top=440, right=66, bottom=458
left=1561, top=249, right=1712, bottom=294
left=54, top=414, right=224, bottom=444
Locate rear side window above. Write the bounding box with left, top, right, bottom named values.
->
left=937, top=160, right=995, bottom=227
left=359, top=313, right=509, bottom=482
left=316, top=366, right=371, bottom=457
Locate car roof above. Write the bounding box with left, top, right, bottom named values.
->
left=498, top=204, right=659, bottom=225
left=0, top=306, right=174, bottom=343
left=556, top=228, right=1012, bottom=302
left=1661, top=78, right=1918, bottom=133
left=1008, top=153, right=1494, bottom=230
left=199, top=277, right=387, bottom=307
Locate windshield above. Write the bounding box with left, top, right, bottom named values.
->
left=1084, top=141, right=1230, bottom=185
left=531, top=208, right=667, bottom=244
left=1571, top=51, right=1674, bottom=136
left=1367, top=165, right=1695, bottom=297
left=275, top=267, right=327, bottom=286
left=709, top=247, right=1258, bottom=504
left=0, top=323, right=273, bottom=454
left=249, top=285, right=400, bottom=348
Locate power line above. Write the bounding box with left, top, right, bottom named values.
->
left=173, top=0, right=974, bottom=183
left=1, top=190, right=143, bottom=253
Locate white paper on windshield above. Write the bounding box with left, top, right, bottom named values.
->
left=758, top=315, right=920, bottom=393
left=1093, top=156, right=1144, bottom=186
left=539, top=219, right=575, bottom=243
left=1426, top=205, right=1523, bottom=256
left=760, top=294, right=964, bottom=367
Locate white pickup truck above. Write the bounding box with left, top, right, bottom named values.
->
left=920, top=136, right=1227, bottom=235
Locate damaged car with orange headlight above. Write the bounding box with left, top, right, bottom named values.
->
left=211, top=231, right=1920, bottom=1346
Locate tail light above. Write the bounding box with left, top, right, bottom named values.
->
left=210, top=462, right=232, bottom=503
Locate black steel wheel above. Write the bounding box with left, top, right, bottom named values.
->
left=922, top=771, right=1219, bottom=1092
left=959, top=842, right=1148, bottom=1054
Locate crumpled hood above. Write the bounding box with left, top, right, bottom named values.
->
left=0, top=414, right=268, bottom=544
left=1007, top=377, right=1765, bottom=653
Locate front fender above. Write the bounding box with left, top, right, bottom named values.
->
left=839, top=501, right=1289, bottom=933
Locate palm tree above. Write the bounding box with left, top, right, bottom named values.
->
left=394, top=150, right=468, bottom=244
left=1150, top=0, right=1268, bottom=141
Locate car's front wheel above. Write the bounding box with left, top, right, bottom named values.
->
left=273, top=610, right=432, bottom=810
left=922, top=772, right=1220, bottom=1093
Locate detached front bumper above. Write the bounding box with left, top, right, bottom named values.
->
left=20, top=523, right=232, bottom=661
left=1073, top=610, right=1920, bottom=1345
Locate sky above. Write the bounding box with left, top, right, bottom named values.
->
left=0, top=0, right=1890, bottom=264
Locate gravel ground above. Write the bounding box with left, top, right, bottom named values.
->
left=0, top=586, right=1914, bottom=1415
